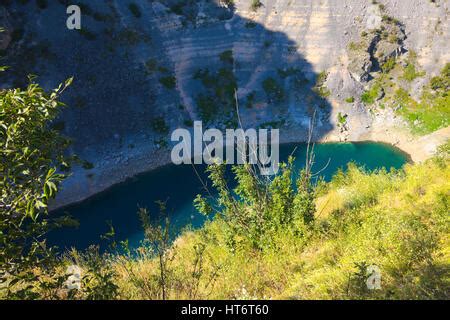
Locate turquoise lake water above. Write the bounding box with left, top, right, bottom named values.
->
left=49, top=142, right=409, bottom=250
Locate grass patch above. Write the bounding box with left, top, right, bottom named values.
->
left=361, top=82, right=382, bottom=105
left=392, top=63, right=449, bottom=134
left=395, top=88, right=449, bottom=135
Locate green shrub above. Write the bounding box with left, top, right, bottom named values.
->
left=151, top=117, right=169, bottom=134
left=82, top=160, right=94, bottom=170
left=337, top=112, right=348, bottom=125
left=430, top=63, right=449, bottom=91
left=361, top=82, right=382, bottom=105
left=262, top=77, right=285, bottom=102
left=313, top=71, right=331, bottom=98
left=194, top=157, right=315, bottom=250
left=0, top=77, right=73, bottom=299
left=193, top=67, right=237, bottom=123
left=348, top=41, right=365, bottom=51
left=250, top=0, right=263, bottom=11
left=145, top=58, right=158, bottom=73
left=402, top=63, right=425, bottom=82
left=381, top=57, right=396, bottom=73
left=159, top=76, right=176, bottom=89
left=183, top=119, right=193, bottom=127
left=345, top=97, right=355, bottom=103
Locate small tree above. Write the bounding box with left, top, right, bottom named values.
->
left=194, top=112, right=319, bottom=249
left=0, top=74, right=73, bottom=298
left=138, top=202, right=175, bottom=300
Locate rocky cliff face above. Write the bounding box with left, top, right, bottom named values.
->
left=0, top=0, right=448, bottom=207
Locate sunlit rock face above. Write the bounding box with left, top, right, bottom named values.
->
left=0, top=0, right=448, bottom=206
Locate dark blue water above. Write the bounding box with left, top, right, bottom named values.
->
left=48, top=142, right=408, bottom=250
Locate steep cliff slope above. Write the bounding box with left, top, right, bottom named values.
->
left=0, top=0, right=448, bottom=207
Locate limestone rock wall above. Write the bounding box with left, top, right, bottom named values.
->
left=0, top=0, right=448, bottom=207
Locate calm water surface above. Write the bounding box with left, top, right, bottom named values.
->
left=49, top=142, right=408, bottom=250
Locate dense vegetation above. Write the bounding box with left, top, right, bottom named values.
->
left=1, top=77, right=448, bottom=300
left=0, top=61, right=448, bottom=300
left=109, top=150, right=449, bottom=299
left=0, top=75, right=77, bottom=299
left=362, top=55, right=449, bottom=135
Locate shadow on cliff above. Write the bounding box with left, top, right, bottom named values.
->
left=0, top=0, right=334, bottom=150
left=0, top=0, right=335, bottom=249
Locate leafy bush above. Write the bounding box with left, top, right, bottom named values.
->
left=151, top=117, right=169, bottom=134
left=337, top=112, right=348, bottom=126
left=0, top=76, right=73, bottom=298
left=195, top=157, right=315, bottom=251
